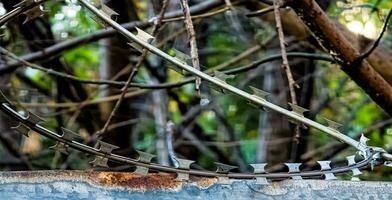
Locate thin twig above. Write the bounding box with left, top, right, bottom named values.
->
left=273, top=0, right=298, bottom=104
left=97, top=0, right=170, bottom=136
left=7, top=52, right=334, bottom=110
left=180, top=0, right=202, bottom=95
left=162, top=6, right=230, bottom=23
left=356, top=9, right=392, bottom=62
left=246, top=6, right=275, bottom=17
left=1, top=46, right=332, bottom=91
left=273, top=0, right=301, bottom=151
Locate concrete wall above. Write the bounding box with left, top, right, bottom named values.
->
left=0, top=171, right=390, bottom=199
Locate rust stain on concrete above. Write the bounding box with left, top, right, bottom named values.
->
left=93, top=172, right=182, bottom=191
left=0, top=170, right=217, bottom=191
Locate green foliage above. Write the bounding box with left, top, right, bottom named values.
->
left=1, top=0, right=392, bottom=180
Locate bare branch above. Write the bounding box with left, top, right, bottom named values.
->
left=97, top=0, right=170, bottom=136
left=356, top=9, right=392, bottom=62
left=180, top=0, right=202, bottom=95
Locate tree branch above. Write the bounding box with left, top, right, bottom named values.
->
left=356, top=9, right=392, bottom=62
left=180, top=0, right=202, bottom=95
left=288, top=0, right=392, bottom=116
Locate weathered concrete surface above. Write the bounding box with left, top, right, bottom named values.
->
left=0, top=171, right=390, bottom=199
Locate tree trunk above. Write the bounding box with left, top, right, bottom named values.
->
left=99, top=0, right=141, bottom=150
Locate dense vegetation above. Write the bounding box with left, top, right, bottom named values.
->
left=0, top=0, right=391, bottom=181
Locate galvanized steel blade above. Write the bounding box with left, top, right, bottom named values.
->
left=214, top=70, right=235, bottom=83
left=174, top=158, right=195, bottom=181
left=285, top=163, right=302, bottom=180
left=49, top=128, right=80, bottom=154
left=97, top=141, right=119, bottom=154
left=0, top=95, right=383, bottom=180
left=60, top=127, right=80, bottom=141
left=134, top=151, right=156, bottom=175
left=215, top=163, right=237, bottom=184
left=317, top=161, right=337, bottom=180
left=346, top=155, right=362, bottom=177
left=324, top=118, right=343, bottom=131
left=26, top=112, right=44, bottom=124
left=250, top=163, right=268, bottom=185
left=128, top=27, right=154, bottom=52
left=12, top=122, right=30, bottom=137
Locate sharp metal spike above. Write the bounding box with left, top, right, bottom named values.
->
left=215, top=162, right=237, bottom=173
left=173, top=49, right=190, bottom=64
left=128, top=28, right=154, bottom=52
left=360, top=134, right=369, bottom=146
left=287, top=103, right=308, bottom=128
left=384, top=161, right=392, bottom=167
left=50, top=128, right=80, bottom=155
left=214, top=163, right=236, bottom=184
left=176, top=158, right=195, bottom=169
left=100, top=4, right=119, bottom=19
left=135, top=27, right=154, bottom=43
left=90, top=141, right=119, bottom=168
left=248, top=86, right=271, bottom=111
left=317, top=161, right=337, bottom=180
left=346, top=155, right=356, bottom=166
left=249, top=86, right=270, bottom=100
left=11, top=123, right=30, bottom=137
left=60, top=127, right=80, bottom=141
left=176, top=173, right=190, bottom=182
left=127, top=42, right=143, bottom=52
left=288, top=118, right=308, bottom=129
left=166, top=49, right=190, bottom=74
left=285, top=163, right=302, bottom=180
left=324, top=173, right=338, bottom=180
left=346, top=155, right=362, bottom=177
left=214, top=70, right=235, bottom=83
left=351, top=168, right=362, bottom=176
left=136, top=150, right=155, bottom=163
left=317, top=161, right=332, bottom=170
left=289, top=103, right=309, bottom=116
left=90, top=156, right=109, bottom=168
left=167, top=65, right=186, bottom=75
left=254, top=177, right=269, bottom=185
left=351, top=177, right=360, bottom=181
left=206, top=81, right=225, bottom=93
left=250, top=163, right=267, bottom=174
left=91, top=0, right=118, bottom=20
left=250, top=163, right=268, bottom=185
left=174, top=158, right=195, bottom=181
left=247, top=101, right=270, bottom=112
left=97, top=141, right=119, bottom=154
left=134, top=151, right=156, bottom=175
left=134, top=165, right=150, bottom=176
left=324, top=118, right=343, bottom=131
left=26, top=112, right=44, bottom=124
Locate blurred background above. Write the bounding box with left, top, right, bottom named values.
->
left=0, top=0, right=391, bottom=180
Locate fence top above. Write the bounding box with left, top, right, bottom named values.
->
left=0, top=170, right=390, bottom=200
